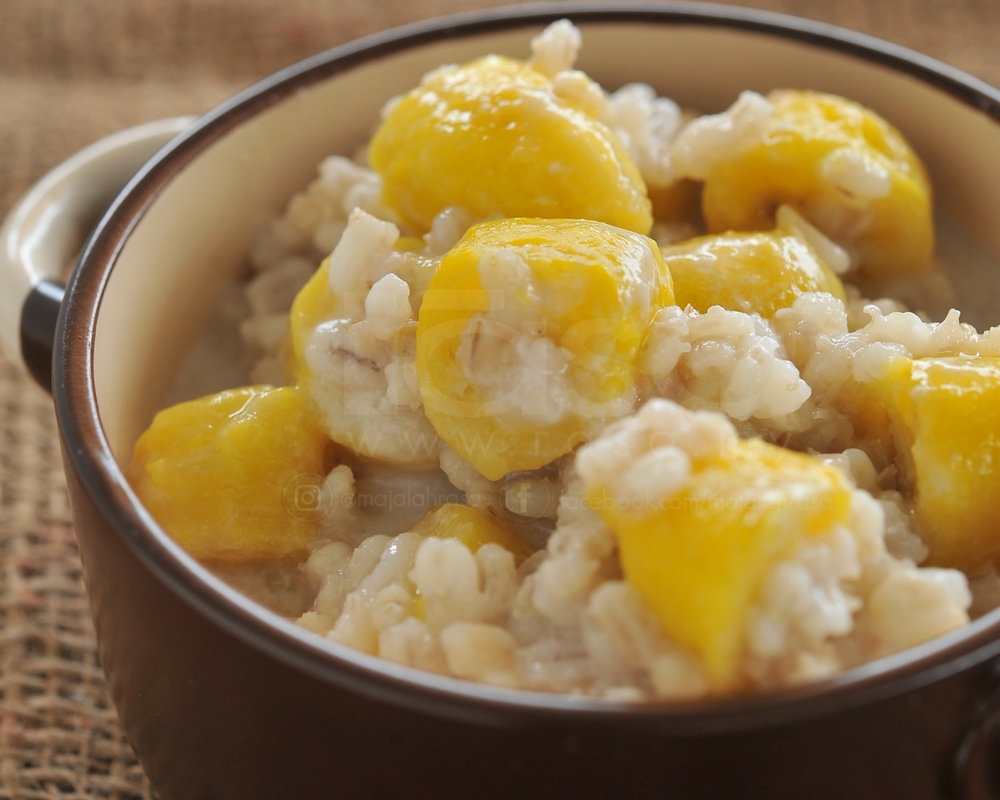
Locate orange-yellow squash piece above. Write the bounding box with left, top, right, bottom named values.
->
left=416, top=218, right=673, bottom=480
left=874, top=356, right=1000, bottom=571
left=701, top=90, right=933, bottom=282
left=288, top=259, right=335, bottom=376
left=129, top=385, right=331, bottom=562
left=411, top=503, right=535, bottom=564
left=369, top=55, right=652, bottom=236
left=590, top=437, right=853, bottom=686
left=663, top=229, right=846, bottom=318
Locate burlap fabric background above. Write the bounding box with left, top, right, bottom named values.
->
left=1, top=0, right=999, bottom=796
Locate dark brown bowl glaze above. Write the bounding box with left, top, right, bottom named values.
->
left=44, top=3, right=1000, bottom=798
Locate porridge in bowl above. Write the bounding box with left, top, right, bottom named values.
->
left=127, top=20, right=1000, bottom=700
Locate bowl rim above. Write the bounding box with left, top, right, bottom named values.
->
left=54, top=0, right=1000, bottom=733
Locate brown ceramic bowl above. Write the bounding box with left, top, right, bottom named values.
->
left=10, top=3, right=1000, bottom=798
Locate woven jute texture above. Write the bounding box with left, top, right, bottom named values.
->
left=1, top=0, right=999, bottom=797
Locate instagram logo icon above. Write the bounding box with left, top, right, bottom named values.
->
left=282, top=472, right=333, bottom=521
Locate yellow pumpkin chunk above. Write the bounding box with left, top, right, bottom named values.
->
left=663, top=229, right=846, bottom=318
left=589, top=436, right=853, bottom=685
left=128, top=386, right=331, bottom=562
left=289, top=259, right=335, bottom=374
left=416, top=218, right=673, bottom=480
left=873, top=356, right=1000, bottom=571
left=701, top=90, right=932, bottom=282
left=411, top=503, right=535, bottom=564
left=368, top=55, right=652, bottom=235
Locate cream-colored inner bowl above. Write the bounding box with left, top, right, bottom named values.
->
left=92, top=19, right=1000, bottom=478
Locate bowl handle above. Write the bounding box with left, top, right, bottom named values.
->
left=0, top=116, right=194, bottom=392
